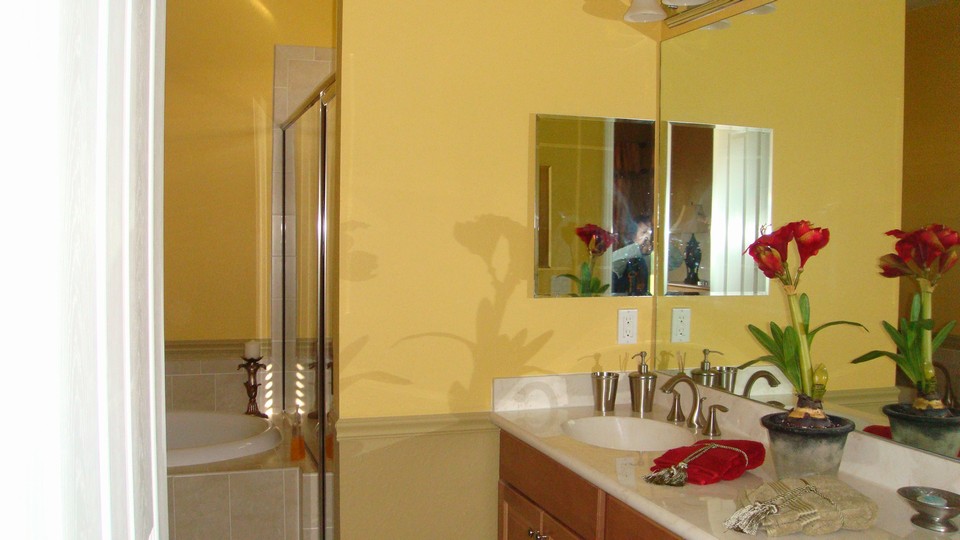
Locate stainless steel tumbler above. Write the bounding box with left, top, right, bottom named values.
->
left=591, top=371, right=620, bottom=412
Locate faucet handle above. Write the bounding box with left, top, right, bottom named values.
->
left=666, top=390, right=685, bottom=424
left=702, top=404, right=729, bottom=437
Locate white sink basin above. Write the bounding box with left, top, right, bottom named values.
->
left=561, top=416, right=696, bottom=452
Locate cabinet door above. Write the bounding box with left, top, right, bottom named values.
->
left=542, top=513, right=582, bottom=540
left=603, top=494, right=681, bottom=540
left=501, top=481, right=543, bottom=540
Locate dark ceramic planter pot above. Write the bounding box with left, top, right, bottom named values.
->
left=761, top=412, right=855, bottom=479
left=883, top=404, right=960, bottom=458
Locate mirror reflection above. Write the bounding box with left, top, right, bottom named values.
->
left=657, top=0, right=916, bottom=450
left=534, top=114, right=655, bottom=297
left=664, top=122, right=772, bottom=296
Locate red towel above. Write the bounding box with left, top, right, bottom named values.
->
left=864, top=425, right=892, bottom=439
left=650, top=439, right=765, bottom=485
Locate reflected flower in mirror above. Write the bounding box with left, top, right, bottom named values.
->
left=560, top=224, right=616, bottom=297
left=853, top=224, right=959, bottom=414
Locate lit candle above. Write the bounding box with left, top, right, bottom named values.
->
left=244, top=340, right=261, bottom=359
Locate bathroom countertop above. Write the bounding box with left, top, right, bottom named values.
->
left=491, top=373, right=960, bottom=540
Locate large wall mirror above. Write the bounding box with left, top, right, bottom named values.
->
left=534, top=114, right=656, bottom=297
left=655, top=0, right=904, bottom=436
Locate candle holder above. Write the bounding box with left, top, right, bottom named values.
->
left=238, top=356, right=268, bottom=418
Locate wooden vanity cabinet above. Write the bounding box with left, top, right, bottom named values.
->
left=499, top=432, right=681, bottom=540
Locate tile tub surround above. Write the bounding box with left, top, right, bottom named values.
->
left=166, top=340, right=278, bottom=416
left=492, top=373, right=960, bottom=539
left=168, top=468, right=301, bottom=540
left=168, top=412, right=319, bottom=540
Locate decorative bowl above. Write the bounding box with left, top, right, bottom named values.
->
left=897, top=486, right=960, bottom=533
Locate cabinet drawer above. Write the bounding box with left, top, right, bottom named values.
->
left=603, top=494, right=681, bottom=540
left=500, top=432, right=601, bottom=539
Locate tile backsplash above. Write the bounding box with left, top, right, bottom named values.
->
left=165, top=341, right=277, bottom=415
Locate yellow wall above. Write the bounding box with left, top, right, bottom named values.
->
left=657, top=0, right=905, bottom=392
left=164, top=0, right=335, bottom=340
left=338, top=0, right=658, bottom=418
left=903, top=1, right=960, bottom=335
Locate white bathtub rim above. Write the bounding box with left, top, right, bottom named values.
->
left=167, top=410, right=282, bottom=468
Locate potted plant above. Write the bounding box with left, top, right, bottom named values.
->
left=560, top=224, right=616, bottom=296
left=852, top=224, right=960, bottom=457
left=741, top=220, right=865, bottom=477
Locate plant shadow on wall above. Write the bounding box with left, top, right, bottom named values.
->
left=397, top=215, right=554, bottom=412
left=339, top=221, right=413, bottom=391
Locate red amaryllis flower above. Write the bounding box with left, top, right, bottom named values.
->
left=787, top=220, right=830, bottom=269
left=575, top=224, right=616, bottom=256
left=878, top=254, right=911, bottom=278
left=882, top=224, right=960, bottom=282
left=746, top=226, right=792, bottom=280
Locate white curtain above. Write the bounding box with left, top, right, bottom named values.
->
left=0, top=0, right=167, bottom=538
left=710, top=126, right=772, bottom=295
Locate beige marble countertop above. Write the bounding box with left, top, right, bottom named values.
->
left=491, top=373, right=960, bottom=539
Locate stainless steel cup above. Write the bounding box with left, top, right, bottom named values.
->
left=591, top=371, right=620, bottom=413
left=715, top=366, right=739, bottom=393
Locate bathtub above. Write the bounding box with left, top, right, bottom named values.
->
left=166, top=411, right=282, bottom=467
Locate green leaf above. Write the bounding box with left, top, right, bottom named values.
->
left=909, top=293, right=922, bottom=321
left=770, top=322, right=784, bottom=345
left=851, top=350, right=893, bottom=364
left=882, top=320, right=909, bottom=352
left=808, top=320, right=867, bottom=342
left=780, top=326, right=803, bottom=391
left=736, top=357, right=767, bottom=369
left=558, top=273, right=581, bottom=284
left=799, top=293, right=811, bottom=332
left=932, top=320, right=957, bottom=353
left=748, top=324, right=780, bottom=358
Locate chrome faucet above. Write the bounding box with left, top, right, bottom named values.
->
left=742, top=370, right=781, bottom=399
left=661, top=373, right=704, bottom=429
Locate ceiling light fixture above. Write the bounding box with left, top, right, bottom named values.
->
left=623, top=0, right=712, bottom=23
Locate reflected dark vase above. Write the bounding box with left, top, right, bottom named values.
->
left=883, top=403, right=960, bottom=458
left=761, top=412, right=855, bottom=478
left=683, top=233, right=701, bottom=285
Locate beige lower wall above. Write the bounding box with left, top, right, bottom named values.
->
left=337, top=413, right=500, bottom=539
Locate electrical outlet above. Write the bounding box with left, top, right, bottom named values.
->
left=618, top=309, right=638, bottom=344
left=671, top=308, right=691, bottom=343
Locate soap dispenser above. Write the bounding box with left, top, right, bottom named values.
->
left=691, top=349, right=722, bottom=387
left=628, top=351, right=658, bottom=415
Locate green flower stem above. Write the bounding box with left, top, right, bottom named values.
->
left=787, top=291, right=814, bottom=397
left=919, top=279, right=936, bottom=395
